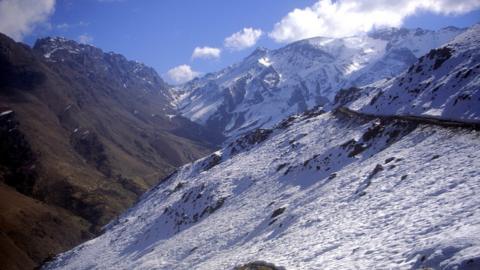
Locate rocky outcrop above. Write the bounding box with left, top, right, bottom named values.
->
left=234, top=261, right=286, bottom=270
left=0, top=109, right=37, bottom=195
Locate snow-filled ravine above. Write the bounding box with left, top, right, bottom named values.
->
left=44, top=106, right=480, bottom=269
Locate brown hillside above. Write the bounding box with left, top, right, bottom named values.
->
left=0, top=33, right=222, bottom=269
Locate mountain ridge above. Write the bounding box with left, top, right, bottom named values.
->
left=175, top=26, right=465, bottom=138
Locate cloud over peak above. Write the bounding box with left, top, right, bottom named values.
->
left=269, top=0, right=480, bottom=43
left=192, top=46, right=221, bottom=60
left=224, top=28, right=263, bottom=50
left=166, top=65, right=200, bottom=84
left=0, top=0, right=56, bottom=41
left=78, top=33, right=94, bottom=44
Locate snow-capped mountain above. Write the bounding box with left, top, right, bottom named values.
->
left=44, top=25, right=480, bottom=270
left=176, top=27, right=464, bottom=137
left=342, top=24, right=480, bottom=124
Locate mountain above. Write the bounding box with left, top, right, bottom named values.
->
left=340, top=24, right=480, bottom=124
left=0, top=34, right=222, bottom=270
left=44, top=25, right=480, bottom=270
left=175, top=27, right=464, bottom=138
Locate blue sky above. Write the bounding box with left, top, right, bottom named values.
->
left=1, top=0, right=479, bottom=83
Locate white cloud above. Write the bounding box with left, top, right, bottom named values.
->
left=78, top=34, right=93, bottom=44
left=166, top=65, right=200, bottom=84
left=57, top=21, right=89, bottom=30
left=56, top=23, right=70, bottom=30
left=191, top=46, right=221, bottom=60
left=224, top=28, right=263, bottom=50
left=0, top=0, right=55, bottom=41
left=270, top=0, right=480, bottom=43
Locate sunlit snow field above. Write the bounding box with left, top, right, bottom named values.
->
left=46, top=111, right=480, bottom=269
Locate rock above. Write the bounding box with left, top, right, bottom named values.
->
left=271, top=207, right=286, bottom=219
left=234, top=261, right=286, bottom=270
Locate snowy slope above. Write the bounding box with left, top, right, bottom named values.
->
left=344, top=24, right=480, bottom=124
left=44, top=107, right=480, bottom=270
left=176, top=27, right=464, bottom=137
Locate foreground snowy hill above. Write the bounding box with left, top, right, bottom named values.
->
left=44, top=26, right=480, bottom=270
left=176, top=27, right=464, bottom=137
left=44, top=109, right=480, bottom=270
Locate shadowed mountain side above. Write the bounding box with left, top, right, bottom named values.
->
left=0, top=33, right=222, bottom=270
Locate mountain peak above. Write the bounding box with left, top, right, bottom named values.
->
left=244, top=46, right=269, bottom=61
left=440, top=25, right=463, bottom=31
left=33, top=36, right=101, bottom=60
left=32, top=36, right=168, bottom=92
left=253, top=46, right=269, bottom=53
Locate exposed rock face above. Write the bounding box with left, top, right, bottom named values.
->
left=0, top=109, right=37, bottom=195
left=0, top=33, right=222, bottom=270
left=70, top=129, right=111, bottom=177
left=234, top=261, right=286, bottom=270
left=333, top=87, right=362, bottom=107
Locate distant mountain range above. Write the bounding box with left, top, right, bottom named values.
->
left=175, top=26, right=464, bottom=137
left=43, top=24, right=480, bottom=270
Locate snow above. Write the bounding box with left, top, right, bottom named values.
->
left=344, top=61, right=361, bottom=75
left=363, top=48, right=375, bottom=54
left=344, top=24, right=480, bottom=124
left=41, top=37, right=84, bottom=60
left=258, top=57, right=272, bottom=67
left=44, top=109, right=480, bottom=270
left=183, top=99, right=224, bottom=124
left=0, top=110, right=13, bottom=116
